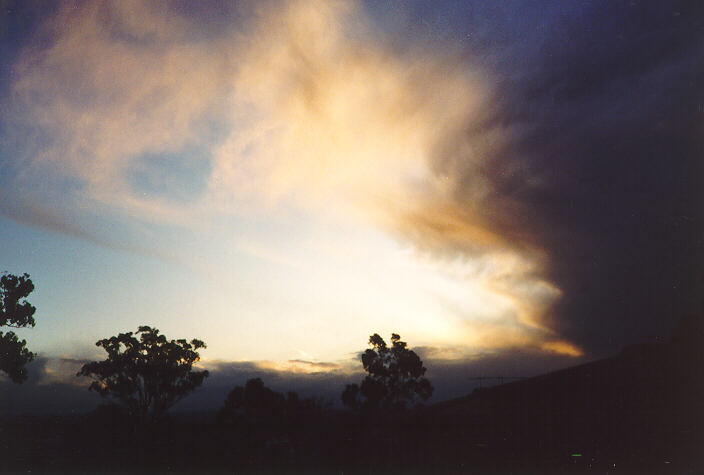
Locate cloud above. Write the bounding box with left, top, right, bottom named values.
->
left=0, top=345, right=588, bottom=416
left=6, top=0, right=492, bottom=227
left=0, top=357, right=100, bottom=416
left=209, top=1, right=484, bottom=209
left=6, top=0, right=233, bottom=224
left=410, top=0, right=704, bottom=354
left=286, top=360, right=342, bottom=370
left=2, top=0, right=574, bottom=357
left=164, top=358, right=357, bottom=411
left=185, top=346, right=587, bottom=409
left=417, top=344, right=589, bottom=401
left=7, top=0, right=697, bottom=361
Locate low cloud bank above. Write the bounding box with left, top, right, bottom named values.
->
left=1, top=347, right=584, bottom=416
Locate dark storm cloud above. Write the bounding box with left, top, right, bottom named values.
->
left=0, top=357, right=100, bottom=416
left=408, top=0, right=704, bottom=355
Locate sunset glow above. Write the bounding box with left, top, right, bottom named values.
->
left=0, top=0, right=583, bottom=370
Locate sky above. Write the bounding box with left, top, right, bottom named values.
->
left=1, top=0, right=702, bottom=411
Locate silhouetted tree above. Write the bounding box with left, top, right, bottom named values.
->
left=218, top=378, right=325, bottom=463
left=218, top=377, right=321, bottom=428
left=77, top=326, right=208, bottom=424
left=343, top=333, right=432, bottom=412
left=218, top=377, right=287, bottom=427
left=0, top=273, right=36, bottom=383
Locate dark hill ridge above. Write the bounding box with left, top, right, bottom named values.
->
left=428, top=317, right=704, bottom=469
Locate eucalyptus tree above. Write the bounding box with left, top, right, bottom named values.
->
left=0, top=273, right=37, bottom=383
left=342, top=333, right=433, bottom=412
left=78, top=325, right=208, bottom=424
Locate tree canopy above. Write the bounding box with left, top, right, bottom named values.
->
left=218, top=377, right=320, bottom=427
left=342, top=333, right=432, bottom=412
left=218, top=378, right=287, bottom=425
left=217, top=377, right=323, bottom=459
left=0, top=273, right=36, bottom=383
left=77, top=326, right=208, bottom=424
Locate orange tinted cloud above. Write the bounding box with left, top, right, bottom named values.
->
left=6, top=0, right=580, bottom=359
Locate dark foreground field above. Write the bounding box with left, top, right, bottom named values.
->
left=1, top=403, right=701, bottom=473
